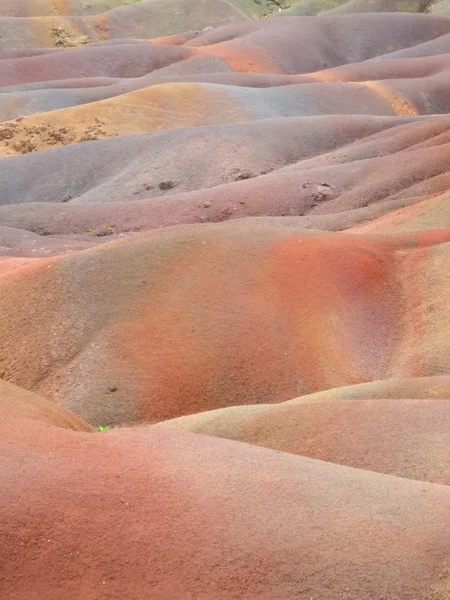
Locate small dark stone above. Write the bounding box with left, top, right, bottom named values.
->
left=234, top=172, right=254, bottom=181
left=159, top=180, right=177, bottom=191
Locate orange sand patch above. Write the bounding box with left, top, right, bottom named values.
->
left=90, top=13, right=109, bottom=41
left=307, top=69, right=347, bottom=82
left=52, top=0, right=70, bottom=16
left=354, top=80, right=418, bottom=116
left=0, top=256, right=58, bottom=282
left=196, top=43, right=285, bottom=73
left=265, top=235, right=400, bottom=391
left=0, top=378, right=93, bottom=431
left=150, top=34, right=191, bottom=46
left=0, top=82, right=251, bottom=156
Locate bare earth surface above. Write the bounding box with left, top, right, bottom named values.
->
left=1, top=1, right=450, bottom=599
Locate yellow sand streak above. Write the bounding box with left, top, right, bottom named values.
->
left=354, top=81, right=418, bottom=117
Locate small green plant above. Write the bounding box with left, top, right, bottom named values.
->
left=96, top=425, right=111, bottom=431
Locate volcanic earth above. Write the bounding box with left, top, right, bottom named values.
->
left=2, top=0, right=450, bottom=598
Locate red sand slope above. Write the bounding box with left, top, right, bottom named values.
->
left=2, top=423, right=450, bottom=600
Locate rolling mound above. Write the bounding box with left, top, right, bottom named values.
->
left=0, top=77, right=434, bottom=156
left=156, top=375, right=450, bottom=484
left=0, top=0, right=271, bottom=49
left=281, top=0, right=439, bottom=15
left=2, top=425, right=450, bottom=600
left=0, top=115, right=414, bottom=205
left=2, top=1, right=450, bottom=598
left=2, top=220, right=450, bottom=427
left=1, top=115, right=450, bottom=245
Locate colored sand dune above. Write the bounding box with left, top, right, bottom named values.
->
left=1, top=1, right=450, bottom=599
